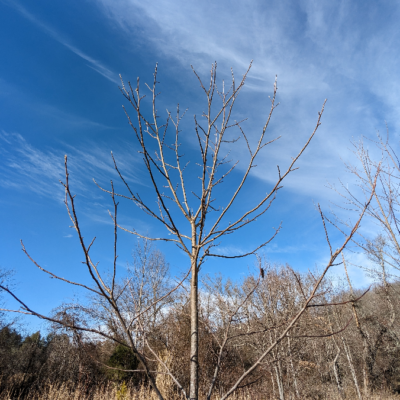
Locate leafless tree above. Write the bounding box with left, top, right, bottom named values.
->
left=0, top=267, right=16, bottom=329
left=0, top=62, right=378, bottom=400
left=329, top=131, right=400, bottom=393
left=109, top=61, right=330, bottom=400
left=333, top=132, right=400, bottom=280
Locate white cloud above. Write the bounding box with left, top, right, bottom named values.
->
left=0, top=130, right=67, bottom=201
left=0, top=130, right=144, bottom=203
left=341, top=251, right=377, bottom=289
left=92, top=0, right=400, bottom=207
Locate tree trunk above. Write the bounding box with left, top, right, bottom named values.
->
left=342, top=336, right=362, bottom=400
left=190, top=257, right=199, bottom=400
left=332, top=350, right=344, bottom=399
left=287, top=337, right=300, bottom=399
left=274, top=359, right=285, bottom=400
left=271, top=368, right=277, bottom=399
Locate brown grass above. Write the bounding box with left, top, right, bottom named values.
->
left=0, top=379, right=399, bottom=400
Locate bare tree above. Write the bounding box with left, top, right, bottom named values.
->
left=330, top=131, right=400, bottom=392
left=334, top=132, right=400, bottom=280
left=108, top=61, right=330, bottom=400
left=0, top=62, right=378, bottom=400
left=0, top=267, right=15, bottom=329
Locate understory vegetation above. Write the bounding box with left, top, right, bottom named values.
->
left=1, top=260, right=400, bottom=399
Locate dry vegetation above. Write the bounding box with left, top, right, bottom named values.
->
left=2, top=260, right=400, bottom=399
left=0, top=381, right=399, bottom=400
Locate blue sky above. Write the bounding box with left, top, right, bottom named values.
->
left=1, top=0, right=399, bottom=331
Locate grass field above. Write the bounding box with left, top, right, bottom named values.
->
left=1, top=380, right=399, bottom=400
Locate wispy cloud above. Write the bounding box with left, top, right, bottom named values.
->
left=3, top=1, right=119, bottom=84
left=94, top=0, right=400, bottom=205
left=211, top=245, right=246, bottom=258
left=0, top=131, right=67, bottom=201
left=330, top=251, right=376, bottom=289
left=0, top=130, right=144, bottom=203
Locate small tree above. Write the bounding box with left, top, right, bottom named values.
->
left=107, top=344, right=139, bottom=382
left=0, top=268, right=14, bottom=329
left=333, top=133, right=400, bottom=393
left=343, top=133, right=400, bottom=280
left=109, top=62, right=328, bottom=399
left=0, top=62, right=376, bottom=400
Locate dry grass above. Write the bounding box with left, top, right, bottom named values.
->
left=0, top=379, right=399, bottom=400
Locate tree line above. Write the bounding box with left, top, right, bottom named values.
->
left=1, top=252, right=400, bottom=399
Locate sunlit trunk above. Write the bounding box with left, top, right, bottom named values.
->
left=190, top=226, right=199, bottom=400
